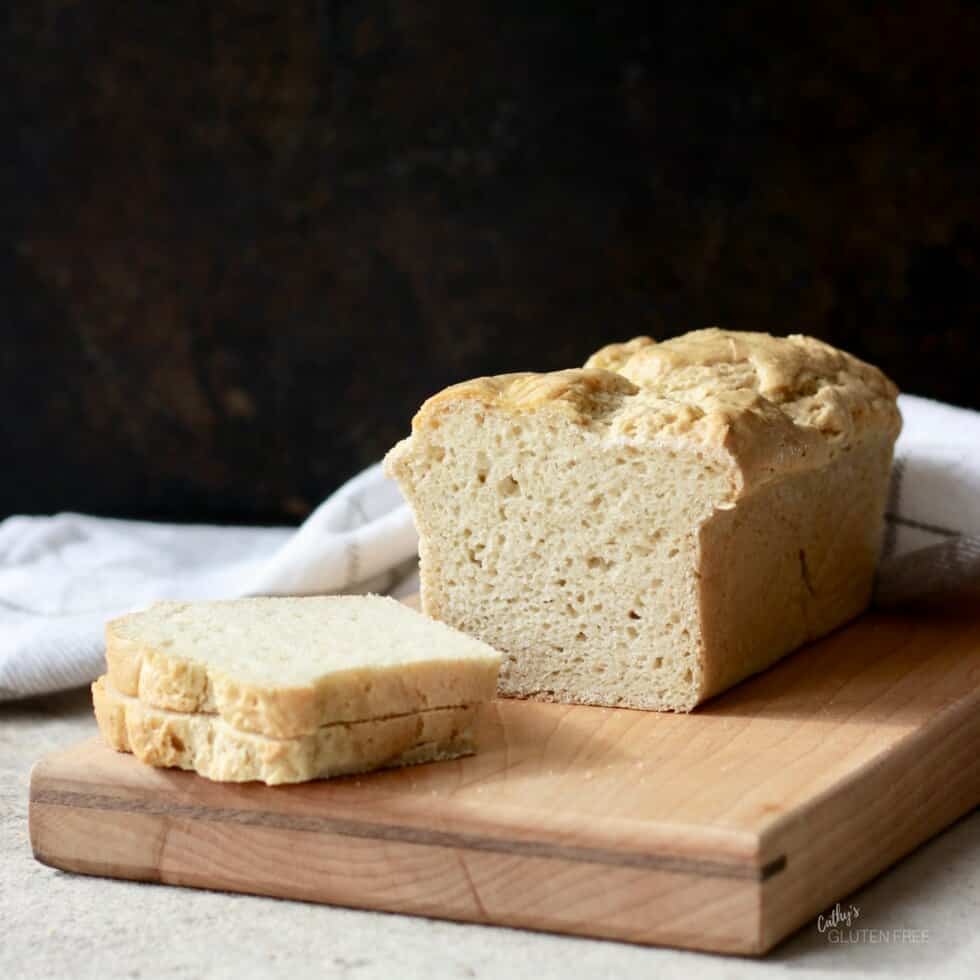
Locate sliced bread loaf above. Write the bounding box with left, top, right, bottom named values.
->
left=93, top=677, right=474, bottom=785
left=105, top=595, right=501, bottom=738
left=384, top=328, right=901, bottom=711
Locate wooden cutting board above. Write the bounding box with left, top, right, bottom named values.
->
left=29, top=599, right=980, bottom=955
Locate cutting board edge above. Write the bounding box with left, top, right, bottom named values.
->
left=27, top=785, right=771, bottom=954
left=28, top=739, right=778, bottom=883
left=755, top=682, right=980, bottom=951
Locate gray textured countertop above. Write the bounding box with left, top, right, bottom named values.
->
left=3, top=689, right=978, bottom=980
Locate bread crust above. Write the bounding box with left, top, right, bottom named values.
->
left=696, top=431, right=895, bottom=700
left=400, top=328, right=901, bottom=499
left=93, top=677, right=475, bottom=785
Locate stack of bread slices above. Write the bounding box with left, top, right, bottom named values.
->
left=93, top=595, right=501, bottom=785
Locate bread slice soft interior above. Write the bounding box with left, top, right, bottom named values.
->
left=105, top=595, right=501, bottom=738
left=388, top=390, right=729, bottom=709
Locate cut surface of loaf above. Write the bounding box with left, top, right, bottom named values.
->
left=385, top=328, right=901, bottom=711
left=106, top=595, right=501, bottom=738
left=93, top=677, right=475, bottom=785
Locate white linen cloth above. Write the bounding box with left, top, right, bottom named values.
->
left=1, top=394, right=977, bottom=702
left=874, top=394, right=980, bottom=605
left=0, top=464, right=419, bottom=701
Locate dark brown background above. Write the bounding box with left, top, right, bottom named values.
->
left=4, top=2, right=978, bottom=523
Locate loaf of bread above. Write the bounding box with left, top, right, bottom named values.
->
left=104, top=594, right=501, bottom=737
left=93, top=595, right=501, bottom=784
left=93, top=677, right=475, bottom=785
left=385, top=328, right=901, bottom=711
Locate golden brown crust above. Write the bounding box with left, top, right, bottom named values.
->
left=586, top=328, right=899, bottom=436
left=402, top=328, right=901, bottom=498
left=695, top=432, right=895, bottom=701
left=412, top=368, right=638, bottom=431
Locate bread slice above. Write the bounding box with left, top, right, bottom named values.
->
left=105, top=595, right=501, bottom=738
left=384, top=328, right=901, bottom=711
left=93, top=677, right=475, bottom=785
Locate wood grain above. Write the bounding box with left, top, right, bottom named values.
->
left=29, top=600, right=980, bottom=954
